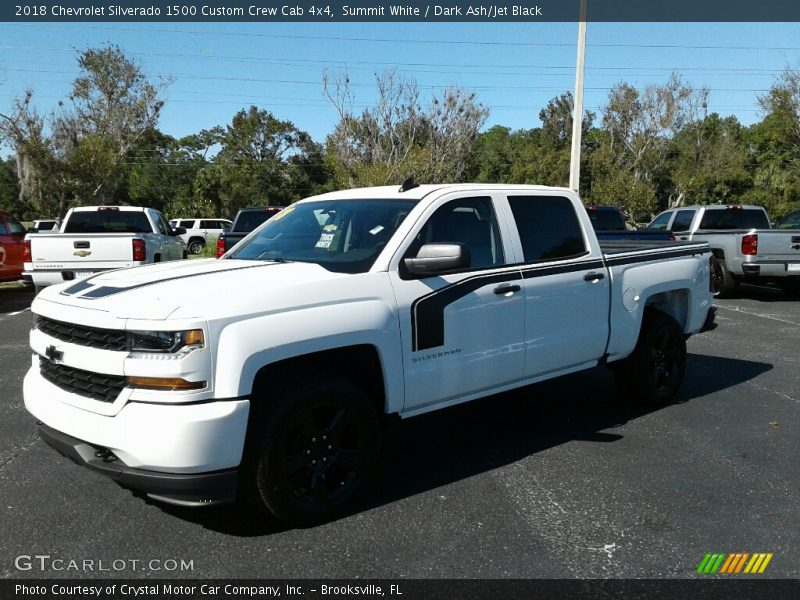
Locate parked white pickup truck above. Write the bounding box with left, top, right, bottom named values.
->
left=23, top=206, right=186, bottom=293
left=24, top=184, right=716, bottom=523
left=648, top=204, right=800, bottom=296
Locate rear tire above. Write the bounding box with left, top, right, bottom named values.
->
left=713, top=259, right=737, bottom=298
left=188, top=239, right=205, bottom=255
left=243, top=376, right=379, bottom=525
left=614, top=311, right=687, bottom=406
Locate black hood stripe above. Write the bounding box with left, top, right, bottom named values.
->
left=66, top=262, right=278, bottom=300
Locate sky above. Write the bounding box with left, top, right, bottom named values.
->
left=1, top=21, right=800, bottom=151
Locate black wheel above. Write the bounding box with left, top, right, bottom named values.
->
left=614, top=311, right=687, bottom=406
left=188, top=239, right=205, bottom=255
left=244, top=376, right=379, bottom=524
left=713, top=259, right=737, bottom=298
left=779, top=278, right=800, bottom=297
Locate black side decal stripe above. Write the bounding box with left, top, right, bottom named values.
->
left=411, top=269, right=522, bottom=352
left=409, top=246, right=709, bottom=353
left=604, top=247, right=708, bottom=267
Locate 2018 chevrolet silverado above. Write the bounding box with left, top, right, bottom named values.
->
left=23, top=206, right=187, bottom=294
left=647, top=204, right=800, bottom=296
left=24, top=184, right=716, bottom=524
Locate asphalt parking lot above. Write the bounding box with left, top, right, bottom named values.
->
left=0, top=283, right=797, bottom=579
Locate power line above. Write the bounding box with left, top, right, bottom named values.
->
left=19, top=24, right=800, bottom=52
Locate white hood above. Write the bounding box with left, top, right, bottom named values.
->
left=36, top=259, right=349, bottom=321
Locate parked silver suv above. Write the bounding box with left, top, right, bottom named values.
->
left=169, top=218, right=232, bottom=254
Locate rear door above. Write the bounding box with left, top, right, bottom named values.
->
left=505, top=194, right=611, bottom=377
left=389, top=193, right=525, bottom=413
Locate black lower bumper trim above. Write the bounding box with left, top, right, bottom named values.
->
left=38, top=423, right=237, bottom=507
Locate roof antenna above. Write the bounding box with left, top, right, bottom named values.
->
left=398, top=177, right=419, bottom=193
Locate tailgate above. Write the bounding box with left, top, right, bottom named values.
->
left=751, top=231, right=800, bottom=270
left=29, top=234, right=136, bottom=270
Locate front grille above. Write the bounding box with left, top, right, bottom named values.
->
left=39, top=357, right=126, bottom=403
left=36, top=316, right=128, bottom=351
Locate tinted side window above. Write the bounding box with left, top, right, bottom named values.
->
left=408, top=197, right=505, bottom=269
left=37, top=221, right=55, bottom=231
left=648, top=211, right=673, bottom=231
left=200, top=220, right=220, bottom=229
left=0, top=218, right=7, bottom=235
left=671, top=210, right=696, bottom=232
left=508, top=196, right=586, bottom=262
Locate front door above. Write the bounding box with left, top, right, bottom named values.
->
left=389, top=194, right=525, bottom=414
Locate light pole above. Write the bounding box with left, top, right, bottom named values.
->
left=569, top=0, right=588, bottom=193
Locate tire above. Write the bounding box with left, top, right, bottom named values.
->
left=779, top=278, right=800, bottom=297
left=188, top=239, right=205, bottom=255
left=713, top=259, right=737, bottom=298
left=614, top=311, right=687, bottom=406
left=243, top=376, right=379, bottom=525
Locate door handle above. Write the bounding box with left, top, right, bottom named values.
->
left=584, top=272, right=605, bottom=282
left=679, top=236, right=689, bottom=241
left=493, top=284, right=520, bottom=295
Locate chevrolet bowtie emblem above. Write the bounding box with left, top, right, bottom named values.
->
left=73, top=250, right=92, bottom=257
left=45, top=345, right=63, bottom=362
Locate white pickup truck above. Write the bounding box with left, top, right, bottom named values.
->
left=23, top=206, right=186, bottom=293
left=24, top=184, right=716, bottom=524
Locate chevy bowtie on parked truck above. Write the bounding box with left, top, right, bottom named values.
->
left=24, top=184, right=716, bottom=524
left=23, top=206, right=186, bottom=294
left=647, top=204, right=800, bottom=297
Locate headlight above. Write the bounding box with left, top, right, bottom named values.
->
left=128, top=329, right=205, bottom=354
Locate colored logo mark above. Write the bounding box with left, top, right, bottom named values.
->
left=697, top=553, right=773, bottom=574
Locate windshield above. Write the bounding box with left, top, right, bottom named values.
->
left=64, top=210, right=151, bottom=233
left=229, top=199, right=416, bottom=274
left=698, top=208, right=770, bottom=230
left=587, top=208, right=626, bottom=231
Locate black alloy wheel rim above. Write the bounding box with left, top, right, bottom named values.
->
left=278, top=401, right=364, bottom=506
left=648, top=328, right=682, bottom=393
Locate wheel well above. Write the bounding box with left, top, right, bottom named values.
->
left=188, top=236, right=205, bottom=246
left=153, top=253, right=161, bottom=263
left=644, top=290, right=689, bottom=330
left=251, top=345, right=386, bottom=415
left=711, top=248, right=725, bottom=260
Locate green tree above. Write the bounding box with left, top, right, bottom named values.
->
left=210, top=106, right=325, bottom=215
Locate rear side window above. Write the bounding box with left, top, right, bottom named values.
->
left=200, top=220, right=222, bottom=229
left=671, top=210, right=696, bottom=232
left=64, top=211, right=151, bottom=234
left=699, top=209, right=770, bottom=230
left=508, top=196, right=587, bottom=262
left=6, top=215, right=25, bottom=234
left=37, top=221, right=56, bottom=231
left=0, top=219, right=7, bottom=235
left=776, top=211, right=800, bottom=229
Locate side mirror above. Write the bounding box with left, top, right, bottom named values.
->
left=403, top=243, right=470, bottom=277
left=173, top=226, right=187, bottom=235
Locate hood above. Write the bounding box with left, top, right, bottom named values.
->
left=38, top=258, right=348, bottom=320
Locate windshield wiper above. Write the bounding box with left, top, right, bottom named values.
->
left=254, top=250, right=294, bottom=263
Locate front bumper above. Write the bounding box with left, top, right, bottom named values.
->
left=38, top=424, right=237, bottom=506
left=25, top=364, right=250, bottom=471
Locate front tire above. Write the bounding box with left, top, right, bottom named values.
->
left=614, top=311, right=687, bottom=406
left=244, top=376, right=379, bottom=525
left=779, top=278, right=800, bottom=297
